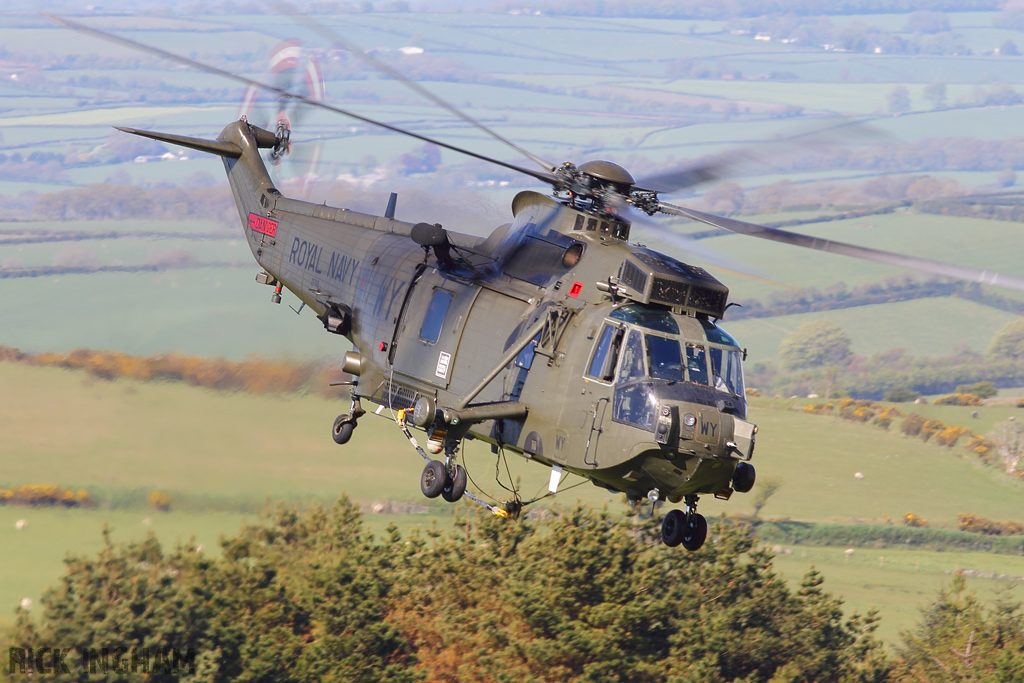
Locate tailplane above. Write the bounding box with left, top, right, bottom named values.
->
left=115, top=124, right=278, bottom=159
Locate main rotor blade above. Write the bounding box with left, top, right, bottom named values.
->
left=635, top=161, right=728, bottom=195
left=43, top=12, right=560, bottom=187
left=658, top=202, right=1024, bottom=292
left=288, top=10, right=558, bottom=174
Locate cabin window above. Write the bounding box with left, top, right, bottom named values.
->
left=419, top=290, right=453, bottom=344
left=586, top=324, right=622, bottom=382
left=515, top=333, right=541, bottom=370
left=685, top=343, right=709, bottom=385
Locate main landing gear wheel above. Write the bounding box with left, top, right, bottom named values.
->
left=420, top=460, right=447, bottom=498
left=441, top=464, right=467, bottom=503
left=661, top=509, right=686, bottom=547
left=332, top=415, right=356, bottom=445
left=732, top=461, right=756, bottom=493
left=681, top=513, right=708, bottom=551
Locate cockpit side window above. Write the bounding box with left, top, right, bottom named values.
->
left=710, top=346, right=745, bottom=396
left=645, top=334, right=683, bottom=381
left=685, top=343, right=709, bottom=385
left=586, top=323, right=623, bottom=383
left=617, top=329, right=646, bottom=383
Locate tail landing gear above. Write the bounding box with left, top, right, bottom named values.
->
left=661, top=495, right=707, bottom=551
left=331, top=397, right=365, bottom=445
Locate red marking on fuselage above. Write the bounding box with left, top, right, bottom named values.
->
left=248, top=213, right=279, bottom=237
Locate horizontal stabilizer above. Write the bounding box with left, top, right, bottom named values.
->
left=115, top=126, right=242, bottom=159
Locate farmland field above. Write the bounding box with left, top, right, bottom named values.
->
left=3, top=361, right=1024, bottom=643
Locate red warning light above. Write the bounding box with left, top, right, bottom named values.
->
left=568, top=282, right=584, bottom=298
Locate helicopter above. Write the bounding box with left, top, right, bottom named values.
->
left=48, top=14, right=1024, bottom=551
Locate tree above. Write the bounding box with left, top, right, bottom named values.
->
left=887, top=85, right=911, bottom=114
left=779, top=320, right=853, bottom=371
left=3, top=500, right=892, bottom=683
left=922, top=81, right=946, bottom=110
left=987, top=319, right=1024, bottom=360
left=906, top=11, right=950, bottom=35
left=885, top=385, right=920, bottom=403
left=955, top=381, right=997, bottom=399
left=751, top=477, right=782, bottom=518
left=989, top=419, right=1024, bottom=474
left=892, top=573, right=1024, bottom=681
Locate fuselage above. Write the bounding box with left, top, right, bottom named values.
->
left=217, top=119, right=756, bottom=502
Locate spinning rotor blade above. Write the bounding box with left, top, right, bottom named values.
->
left=44, top=13, right=561, bottom=188
left=658, top=201, right=1024, bottom=292
left=288, top=10, right=558, bottom=174
left=636, top=119, right=886, bottom=195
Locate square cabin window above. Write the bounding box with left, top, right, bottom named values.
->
left=420, top=290, right=453, bottom=344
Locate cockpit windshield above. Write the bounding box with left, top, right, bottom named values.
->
left=587, top=307, right=744, bottom=395
left=645, top=335, right=682, bottom=381
left=610, top=304, right=679, bottom=334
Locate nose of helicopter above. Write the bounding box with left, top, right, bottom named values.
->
left=652, top=401, right=756, bottom=462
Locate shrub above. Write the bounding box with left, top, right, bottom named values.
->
left=934, top=393, right=983, bottom=406
left=885, top=385, right=920, bottom=402
left=957, top=513, right=1024, bottom=536
left=955, top=381, right=997, bottom=399
left=147, top=491, right=172, bottom=512
left=933, top=425, right=973, bottom=447
left=902, top=413, right=926, bottom=436
left=920, top=418, right=946, bottom=442
left=904, top=512, right=928, bottom=527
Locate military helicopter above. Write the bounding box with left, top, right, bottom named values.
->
left=49, top=14, right=1024, bottom=551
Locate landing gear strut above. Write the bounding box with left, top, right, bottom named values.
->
left=331, top=397, right=365, bottom=445
left=661, top=494, right=707, bottom=551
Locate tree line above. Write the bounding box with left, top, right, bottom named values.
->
left=5, top=498, right=1023, bottom=682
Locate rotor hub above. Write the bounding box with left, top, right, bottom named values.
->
left=578, top=160, right=635, bottom=187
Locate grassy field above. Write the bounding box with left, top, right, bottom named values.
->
left=724, top=296, right=1021, bottom=362
left=3, top=362, right=1024, bottom=641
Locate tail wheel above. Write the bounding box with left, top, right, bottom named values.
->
left=332, top=416, right=355, bottom=445
left=682, top=513, right=708, bottom=551
left=661, top=509, right=686, bottom=547
left=420, top=460, right=447, bottom=499
left=441, top=464, right=467, bottom=503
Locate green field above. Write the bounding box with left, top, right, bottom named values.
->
left=3, top=362, right=1023, bottom=642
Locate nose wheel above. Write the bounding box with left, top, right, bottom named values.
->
left=661, top=495, right=707, bottom=551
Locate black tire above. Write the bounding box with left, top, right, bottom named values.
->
left=441, top=465, right=467, bottom=503
left=732, top=462, right=756, bottom=493
left=420, top=460, right=447, bottom=499
left=682, top=513, right=708, bottom=551
left=332, top=416, right=355, bottom=445
left=661, top=509, right=686, bottom=547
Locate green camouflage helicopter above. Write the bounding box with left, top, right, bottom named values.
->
left=50, top=14, right=1024, bottom=551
